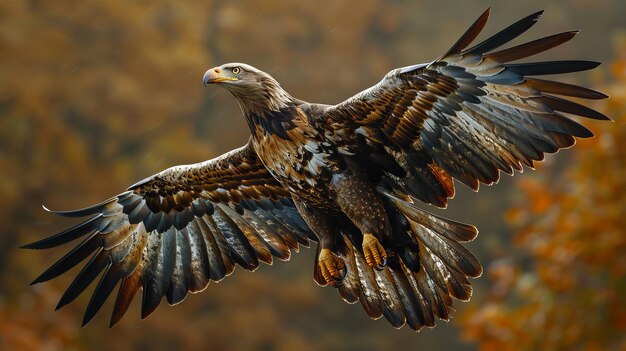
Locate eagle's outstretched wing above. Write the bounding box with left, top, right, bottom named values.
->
left=327, top=8, right=609, bottom=208
left=317, top=8, right=608, bottom=330
left=23, top=141, right=314, bottom=327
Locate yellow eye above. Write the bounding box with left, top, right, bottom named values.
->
left=232, top=67, right=241, bottom=75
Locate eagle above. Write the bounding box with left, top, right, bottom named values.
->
left=24, top=8, right=609, bottom=331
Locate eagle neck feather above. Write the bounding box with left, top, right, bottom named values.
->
left=236, top=76, right=297, bottom=140
left=246, top=105, right=297, bottom=140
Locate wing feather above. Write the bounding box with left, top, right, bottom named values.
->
left=166, top=230, right=192, bottom=305
left=321, top=8, right=609, bottom=332
left=462, top=10, right=544, bottom=56
left=24, top=141, right=314, bottom=326
left=328, top=8, right=608, bottom=207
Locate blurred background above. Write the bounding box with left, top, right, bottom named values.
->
left=1, top=0, right=625, bottom=350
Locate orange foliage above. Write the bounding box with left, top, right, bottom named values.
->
left=459, top=41, right=626, bottom=351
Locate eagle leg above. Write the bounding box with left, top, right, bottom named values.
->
left=318, top=247, right=347, bottom=287
left=292, top=198, right=347, bottom=286
left=331, top=172, right=391, bottom=270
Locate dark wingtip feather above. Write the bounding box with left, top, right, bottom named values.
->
left=21, top=215, right=101, bottom=250
left=55, top=248, right=107, bottom=311
left=506, top=60, right=601, bottom=76
left=42, top=196, right=117, bottom=218
left=140, top=289, right=163, bottom=320
left=28, top=234, right=100, bottom=285
left=438, top=7, right=491, bottom=60
left=82, top=264, right=120, bottom=327
left=21, top=242, right=40, bottom=250
left=463, top=9, right=545, bottom=56
left=486, top=31, right=579, bottom=63
left=541, top=94, right=611, bottom=120
left=525, top=78, right=609, bottom=100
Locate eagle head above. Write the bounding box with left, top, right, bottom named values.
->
left=203, top=63, right=293, bottom=117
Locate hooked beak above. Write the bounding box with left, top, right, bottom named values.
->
left=203, top=67, right=238, bottom=86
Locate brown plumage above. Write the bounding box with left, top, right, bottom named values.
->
left=24, top=8, right=609, bottom=331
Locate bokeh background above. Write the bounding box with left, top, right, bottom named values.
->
left=1, top=0, right=625, bottom=350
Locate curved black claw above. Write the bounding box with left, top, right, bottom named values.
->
left=374, top=257, right=387, bottom=271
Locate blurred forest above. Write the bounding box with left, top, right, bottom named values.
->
left=1, top=0, right=624, bottom=350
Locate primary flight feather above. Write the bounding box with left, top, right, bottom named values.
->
left=24, top=8, right=609, bottom=331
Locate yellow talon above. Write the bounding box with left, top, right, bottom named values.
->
left=362, top=233, right=387, bottom=270
left=318, top=248, right=346, bottom=286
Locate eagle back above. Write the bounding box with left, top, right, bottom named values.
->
left=252, top=105, right=345, bottom=206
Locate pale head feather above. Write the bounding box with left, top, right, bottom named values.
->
left=217, top=63, right=293, bottom=117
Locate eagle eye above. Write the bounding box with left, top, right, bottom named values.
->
left=232, top=67, right=241, bottom=75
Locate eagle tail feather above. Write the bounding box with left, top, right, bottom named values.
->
left=333, top=190, right=480, bottom=331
